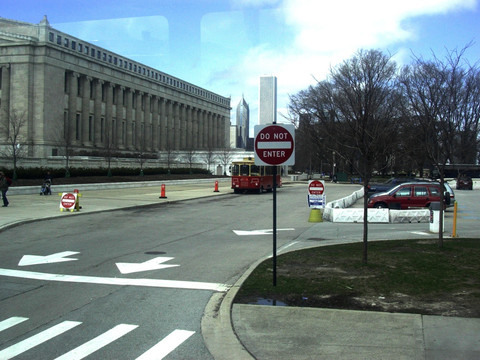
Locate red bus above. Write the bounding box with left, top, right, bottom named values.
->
left=231, top=157, right=282, bottom=193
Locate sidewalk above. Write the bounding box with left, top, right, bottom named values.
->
left=2, top=180, right=480, bottom=360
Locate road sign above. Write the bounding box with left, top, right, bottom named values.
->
left=308, top=180, right=325, bottom=195
left=254, top=124, right=295, bottom=166
left=308, top=180, right=326, bottom=208
left=60, top=192, right=77, bottom=211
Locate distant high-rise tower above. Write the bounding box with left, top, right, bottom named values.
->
left=259, top=75, right=277, bottom=125
left=236, top=95, right=250, bottom=148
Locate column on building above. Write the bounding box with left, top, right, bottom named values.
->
left=192, top=107, right=198, bottom=149
left=198, top=109, right=205, bottom=149
left=93, top=79, right=104, bottom=147
left=180, top=104, right=187, bottom=149
left=151, top=96, right=159, bottom=151
left=68, top=72, right=79, bottom=145
left=145, top=94, right=152, bottom=151
left=174, top=102, right=180, bottom=149
left=135, top=91, right=143, bottom=149
left=166, top=99, right=174, bottom=149
left=204, top=111, right=211, bottom=149
left=125, top=88, right=133, bottom=149
left=81, top=76, right=91, bottom=146
left=105, top=82, right=114, bottom=148
left=159, top=98, right=167, bottom=150
left=115, top=86, right=124, bottom=148
left=186, top=105, right=192, bottom=149
left=0, top=65, right=11, bottom=131
left=212, top=113, right=218, bottom=149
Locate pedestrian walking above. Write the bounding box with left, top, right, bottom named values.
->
left=0, top=172, right=11, bottom=207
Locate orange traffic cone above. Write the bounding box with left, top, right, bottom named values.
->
left=159, top=184, right=167, bottom=198
left=214, top=181, right=219, bottom=192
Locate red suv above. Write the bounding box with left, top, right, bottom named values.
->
left=367, top=182, right=443, bottom=209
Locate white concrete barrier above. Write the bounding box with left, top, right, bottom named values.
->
left=323, top=187, right=431, bottom=223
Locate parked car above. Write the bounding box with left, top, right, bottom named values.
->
left=368, top=182, right=444, bottom=209
left=456, top=174, right=473, bottom=190
left=367, top=177, right=416, bottom=194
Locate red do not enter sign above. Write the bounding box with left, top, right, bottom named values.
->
left=254, top=124, right=295, bottom=166
left=308, top=180, right=325, bottom=195
left=61, top=193, right=76, bottom=209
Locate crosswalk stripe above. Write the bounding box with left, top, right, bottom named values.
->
left=0, top=317, right=28, bottom=332
left=0, top=321, right=81, bottom=360
left=54, top=324, right=138, bottom=360
left=136, top=329, right=195, bottom=360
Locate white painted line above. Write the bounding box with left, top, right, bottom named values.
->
left=257, top=141, right=291, bottom=149
left=136, top=329, right=195, bottom=360
left=233, top=228, right=295, bottom=236
left=54, top=324, right=138, bottom=360
left=0, top=321, right=81, bottom=359
left=411, top=231, right=431, bottom=236
left=0, top=317, right=28, bottom=332
left=0, top=268, right=229, bottom=292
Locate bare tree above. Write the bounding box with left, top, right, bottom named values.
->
left=201, top=144, right=215, bottom=174
left=289, top=49, right=402, bottom=264
left=217, top=147, right=234, bottom=175
left=399, top=45, right=480, bottom=247
left=159, top=140, right=177, bottom=174
left=0, top=108, right=28, bottom=180
left=181, top=147, right=197, bottom=174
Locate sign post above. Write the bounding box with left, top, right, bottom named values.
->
left=254, top=124, right=295, bottom=286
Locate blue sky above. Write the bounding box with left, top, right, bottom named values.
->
left=2, top=0, right=480, bottom=135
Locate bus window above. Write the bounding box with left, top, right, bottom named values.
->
left=251, top=165, right=260, bottom=176
left=240, top=164, right=250, bottom=176
left=265, top=166, right=272, bottom=175
left=232, top=164, right=239, bottom=176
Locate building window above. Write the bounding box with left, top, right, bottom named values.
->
left=71, top=41, right=76, bottom=50
left=49, top=32, right=54, bottom=42
left=134, top=64, right=137, bottom=72
left=78, top=43, right=83, bottom=52
left=57, top=35, right=62, bottom=45
left=91, top=48, right=95, bottom=57
left=108, top=55, right=112, bottom=63
left=97, top=50, right=101, bottom=59
left=77, top=77, right=81, bottom=96
left=103, top=53, right=107, bottom=61
left=64, top=38, right=69, bottom=47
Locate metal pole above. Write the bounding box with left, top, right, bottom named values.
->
left=272, top=165, right=277, bottom=287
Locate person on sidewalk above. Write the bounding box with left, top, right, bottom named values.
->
left=0, top=172, right=11, bottom=207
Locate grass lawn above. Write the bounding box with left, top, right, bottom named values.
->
left=234, top=238, right=480, bottom=318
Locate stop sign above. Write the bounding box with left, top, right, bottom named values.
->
left=254, top=124, right=295, bottom=166
left=60, top=193, right=76, bottom=209
left=308, top=180, right=325, bottom=195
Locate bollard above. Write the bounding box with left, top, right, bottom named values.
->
left=73, top=189, right=82, bottom=211
left=159, top=184, right=167, bottom=199
left=308, top=208, right=323, bottom=222
left=214, top=181, right=219, bottom=192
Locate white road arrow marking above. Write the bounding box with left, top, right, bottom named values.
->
left=116, top=257, right=179, bottom=274
left=18, top=251, right=79, bottom=266
left=233, top=228, right=295, bottom=236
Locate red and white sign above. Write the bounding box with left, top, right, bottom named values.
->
left=60, top=192, right=77, bottom=210
left=308, top=180, right=325, bottom=195
left=254, top=124, right=295, bottom=166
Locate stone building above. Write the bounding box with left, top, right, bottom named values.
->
left=0, top=16, right=231, bottom=168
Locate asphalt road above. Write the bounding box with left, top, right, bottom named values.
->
left=1, top=182, right=476, bottom=359
left=0, top=182, right=359, bottom=359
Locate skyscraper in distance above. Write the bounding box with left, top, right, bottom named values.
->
left=236, top=95, right=249, bottom=148
left=258, top=75, right=277, bottom=125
